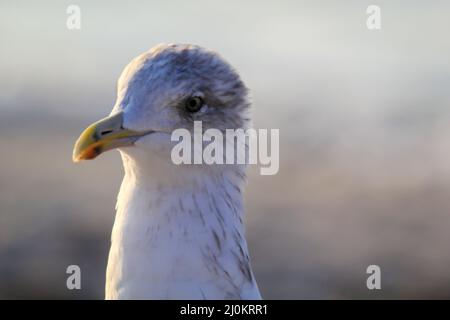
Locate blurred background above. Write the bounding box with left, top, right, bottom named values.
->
left=1, top=0, right=450, bottom=299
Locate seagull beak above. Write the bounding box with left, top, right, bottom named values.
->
left=72, top=111, right=150, bottom=162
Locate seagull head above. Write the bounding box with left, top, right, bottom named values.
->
left=73, top=43, right=250, bottom=177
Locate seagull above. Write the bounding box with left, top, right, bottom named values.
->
left=72, top=43, right=261, bottom=299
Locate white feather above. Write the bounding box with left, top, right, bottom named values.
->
left=105, top=150, right=261, bottom=299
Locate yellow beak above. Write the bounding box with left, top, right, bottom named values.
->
left=72, top=112, right=150, bottom=162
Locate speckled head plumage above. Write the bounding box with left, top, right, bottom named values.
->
left=73, top=43, right=252, bottom=167
left=114, top=43, right=251, bottom=133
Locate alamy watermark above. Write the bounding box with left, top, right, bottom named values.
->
left=66, top=5, right=81, bottom=30
left=366, top=5, right=381, bottom=30
left=66, top=265, right=81, bottom=290
left=366, top=265, right=381, bottom=290
left=171, top=121, right=279, bottom=175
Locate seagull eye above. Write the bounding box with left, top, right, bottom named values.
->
left=185, top=96, right=204, bottom=113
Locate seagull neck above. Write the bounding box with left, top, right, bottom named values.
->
left=107, top=156, right=259, bottom=299
left=120, top=165, right=247, bottom=232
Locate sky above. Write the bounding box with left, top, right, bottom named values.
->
left=1, top=1, right=449, bottom=122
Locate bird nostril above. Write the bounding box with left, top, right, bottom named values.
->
left=100, top=129, right=113, bottom=136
